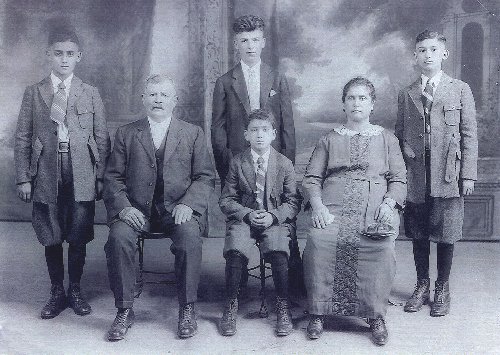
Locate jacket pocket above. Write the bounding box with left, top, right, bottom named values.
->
left=29, top=137, right=43, bottom=177
left=445, top=138, right=460, bottom=182
left=76, top=101, right=94, bottom=129
left=443, top=104, right=461, bottom=126
left=87, top=136, right=100, bottom=165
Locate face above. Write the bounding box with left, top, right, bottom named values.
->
left=244, top=119, right=276, bottom=153
left=414, top=38, right=448, bottom=76
left=46, top=41, right=81, bottom=79
left=343, top=85, right=374, bottom=123
left=142, top=80, right=178, bottom=120
left=234, top=29, right=266, bottom=66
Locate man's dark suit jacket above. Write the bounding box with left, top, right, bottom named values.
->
left=211, top=62, right=295, bottom=183
left=103, top=117, right=215, bottom=223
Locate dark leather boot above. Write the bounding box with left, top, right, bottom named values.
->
left=404, top=278, right=430, bottom=312
left=107, top=308, right=135, bottom=341
left=68, top=283, right=92, bottom=316
left=41, top=284, right=67, bottom=319
left=306, top=315, right=324, bottom=340
left=178, top=303, right=198, bottom=338
left=275, top=297, right=293, bottom=336
left=219, top=298, right=238, bottom=336
left=431, top=280, right=450, bottom=317
left=369, top=317, right=388, bottom=346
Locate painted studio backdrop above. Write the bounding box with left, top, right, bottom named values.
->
left=0, top=0, right=499, bottom=240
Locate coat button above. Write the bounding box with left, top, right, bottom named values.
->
left=146, top=201, right=150, bottom=205
left=419, top=134, right=424, bottom=138
left=151, top=164, right=155, bottom=168
left=149, top=182, right=153, bottom=186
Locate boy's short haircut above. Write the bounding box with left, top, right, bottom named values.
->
left=48, top=25, right=80, bottom=47
left=342, top=76, right=376, bottom=103
left=233, top=15, right=265, bottom=34
left=247, top=109, right=276, bottom=129
left=415, top=30, right=446, bottom=45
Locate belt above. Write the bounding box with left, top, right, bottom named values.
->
left=58, top=141, right=70, bottom=153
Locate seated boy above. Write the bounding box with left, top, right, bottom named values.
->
left=218, top=109, right=301, bottom=337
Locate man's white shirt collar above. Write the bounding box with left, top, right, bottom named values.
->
left=421, top=70, right=443, bottom=93
left=50, top=72, right=73, bottom=98
left=251, top=148, right=270, bottom=172
left=241, top=59, right=261, bottom=74
left=148, top=116, right=172, bottom=149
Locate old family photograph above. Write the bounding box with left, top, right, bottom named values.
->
left=0, top=0, right=498, bottom=354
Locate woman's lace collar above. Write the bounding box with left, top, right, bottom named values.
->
left=333, top=124, right=384, bottom=137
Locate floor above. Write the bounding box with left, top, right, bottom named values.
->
left=0, top=222, right=498, bottom=355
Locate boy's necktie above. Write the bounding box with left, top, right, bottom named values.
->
left=51, top=82, right=68, bottom=126
left=248, top=67, right=260, bottom=110
left=421, top=80, right=433, bottom=134
left=255, top=156, right=266, bottom=210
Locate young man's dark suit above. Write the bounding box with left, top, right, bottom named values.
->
left=211, top=62, right=295, bottom=184
left=103, top=117, right=215, bottom=310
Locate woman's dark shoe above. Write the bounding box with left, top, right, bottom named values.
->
left=275, top=297, right=293, bottom=336
left=219, top=298, right=238, bottom=336
left=68, top=283, right=92, bottom=316
left=178, top=303, right=198, bottom=338
left=107, top=308, right=135, bottom=341
left=369, top=317, right=388, bottom=346
left=40, top=284, right=67, bottom=319
left=306, top=315, right=324, bottom=340
left=404, top=278, right=430, bottom=312
left=430, top=280, right=450, bottom=317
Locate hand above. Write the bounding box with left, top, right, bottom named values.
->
left=248, top=210, right=274, bottom=229
left=17, top=182, right=32, bottom=203
left=311, top=203, right=335, bottom=229
left=375, top=202, right=394, bottom=224
left=403, top=142, right=416, bottom=159
left=119, top=206, right=146, bottom=231
left=461, top=179, right=475, bottom=196
left=95, top=180, right=104, bottom=200
left=172, top=204, right=193, bottom=225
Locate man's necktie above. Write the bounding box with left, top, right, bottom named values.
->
left=51, top=82, right=68, bottom=126
left=255, top=156, right=266, bottom=210
left=248, top=68, right=260, bottom=110
left=421, top=80, right=433, bottom=135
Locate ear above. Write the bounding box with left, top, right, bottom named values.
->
left=262, top=37, right=266, bottom=49
left=76, top=51, right=82, bottom=63
left=271, top=128, right=276, bottom=141
left=243, top=129, right=250, bottom=142
left=413, top=51, right=418, bottom=61
left=442, top=49, right=449, bottom=60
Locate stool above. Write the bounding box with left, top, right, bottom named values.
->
left=246, top=241, right=272, bottom=318
left=135, top=231, right=175, bottom=298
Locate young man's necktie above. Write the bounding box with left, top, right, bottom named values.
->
left=51, top=82, right=68, bottom=126
left=421, top=81, right=433, bottom=134
left=255, top=156, right=266, bottom=210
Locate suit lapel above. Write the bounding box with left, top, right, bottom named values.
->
left=241, top=149, right=257, bottom=192
left=408, top=78, right=425, bottom=118
left=38, top=77, right=53, bottom=110
left=260, top=63, right=274, bottom=109
left=431, top=73, right=452, bottom=110
left=136, top=118, right=156, bottom=163
left=67, top=76, right=84, bottom=114
left=265, top=148, right=278, bottom=201
left=231, top=64, right=251, bottom=114
left=162, top=118, right=182, bottom=164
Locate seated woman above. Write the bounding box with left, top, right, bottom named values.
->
left=302, top=77, right=407, bottom=346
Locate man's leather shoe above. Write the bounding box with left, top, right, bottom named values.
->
left=306, top=315, right=324, bottom=340
left=219, top=298, right=238, bottom=336
left=178, top=303, right=198, bottom=338
left=369, top=317, right=388, bottom=346
left=68, top=283, right=92, bottom=316
left=41, top=284, right=67, bottom=319
left=275, top=297, right=293, bottom=336
left=430, top=280, right=450, bottom=317
left=107, top=308, right=135, bottom=341
left=404, top=278, right=430, bottom=312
